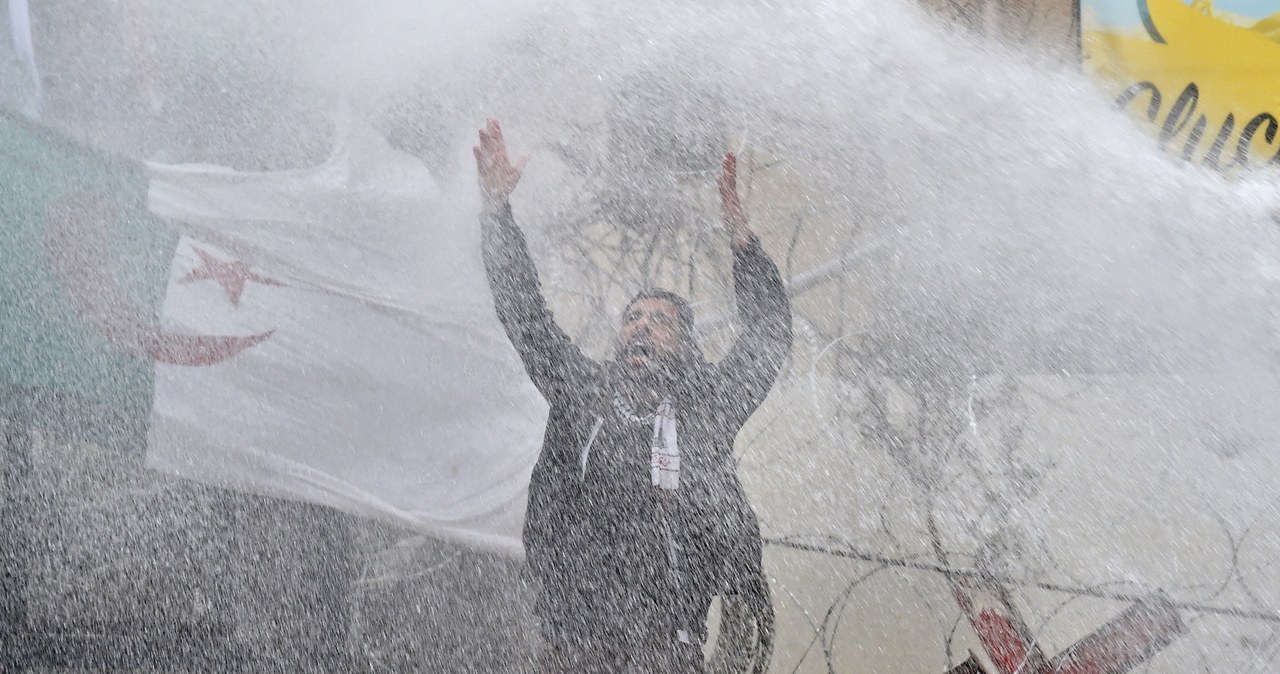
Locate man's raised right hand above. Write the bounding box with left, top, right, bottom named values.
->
left=473, top=118, right=528, bottom=208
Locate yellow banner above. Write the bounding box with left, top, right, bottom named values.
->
left=1084, top=0, right=1280, bottom=169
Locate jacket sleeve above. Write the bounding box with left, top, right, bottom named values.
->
left=714, top=235, right=793, bottom=428
left=481, top=201, right=592, bottom=399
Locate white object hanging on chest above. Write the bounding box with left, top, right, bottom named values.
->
left=649, top=398, right=680, bottom=490
left=580, top=395, right=680, bottom=490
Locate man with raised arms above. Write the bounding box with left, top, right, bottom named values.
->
left=475, top=118, right=792, bottom=673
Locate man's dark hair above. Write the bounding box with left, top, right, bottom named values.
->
left=625, top=288, right=696, bottom=338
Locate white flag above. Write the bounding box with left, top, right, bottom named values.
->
left=145, top=116, right=547, bottom=554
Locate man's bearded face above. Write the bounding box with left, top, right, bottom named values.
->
left=617, top=298, right=684, bottom=373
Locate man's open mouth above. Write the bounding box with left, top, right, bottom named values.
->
left=625, top=339, right=653, bottom=361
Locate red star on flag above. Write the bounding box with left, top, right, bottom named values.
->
left=179, top=247, right=284, bottom=307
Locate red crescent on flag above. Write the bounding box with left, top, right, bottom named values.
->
left=44, top=190, right=274, bottom=366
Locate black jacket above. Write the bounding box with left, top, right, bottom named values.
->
left=481, top=201, right=793, bottom=645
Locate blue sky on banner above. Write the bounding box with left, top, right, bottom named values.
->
left=1086, top=0, right=1280, bottom=27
